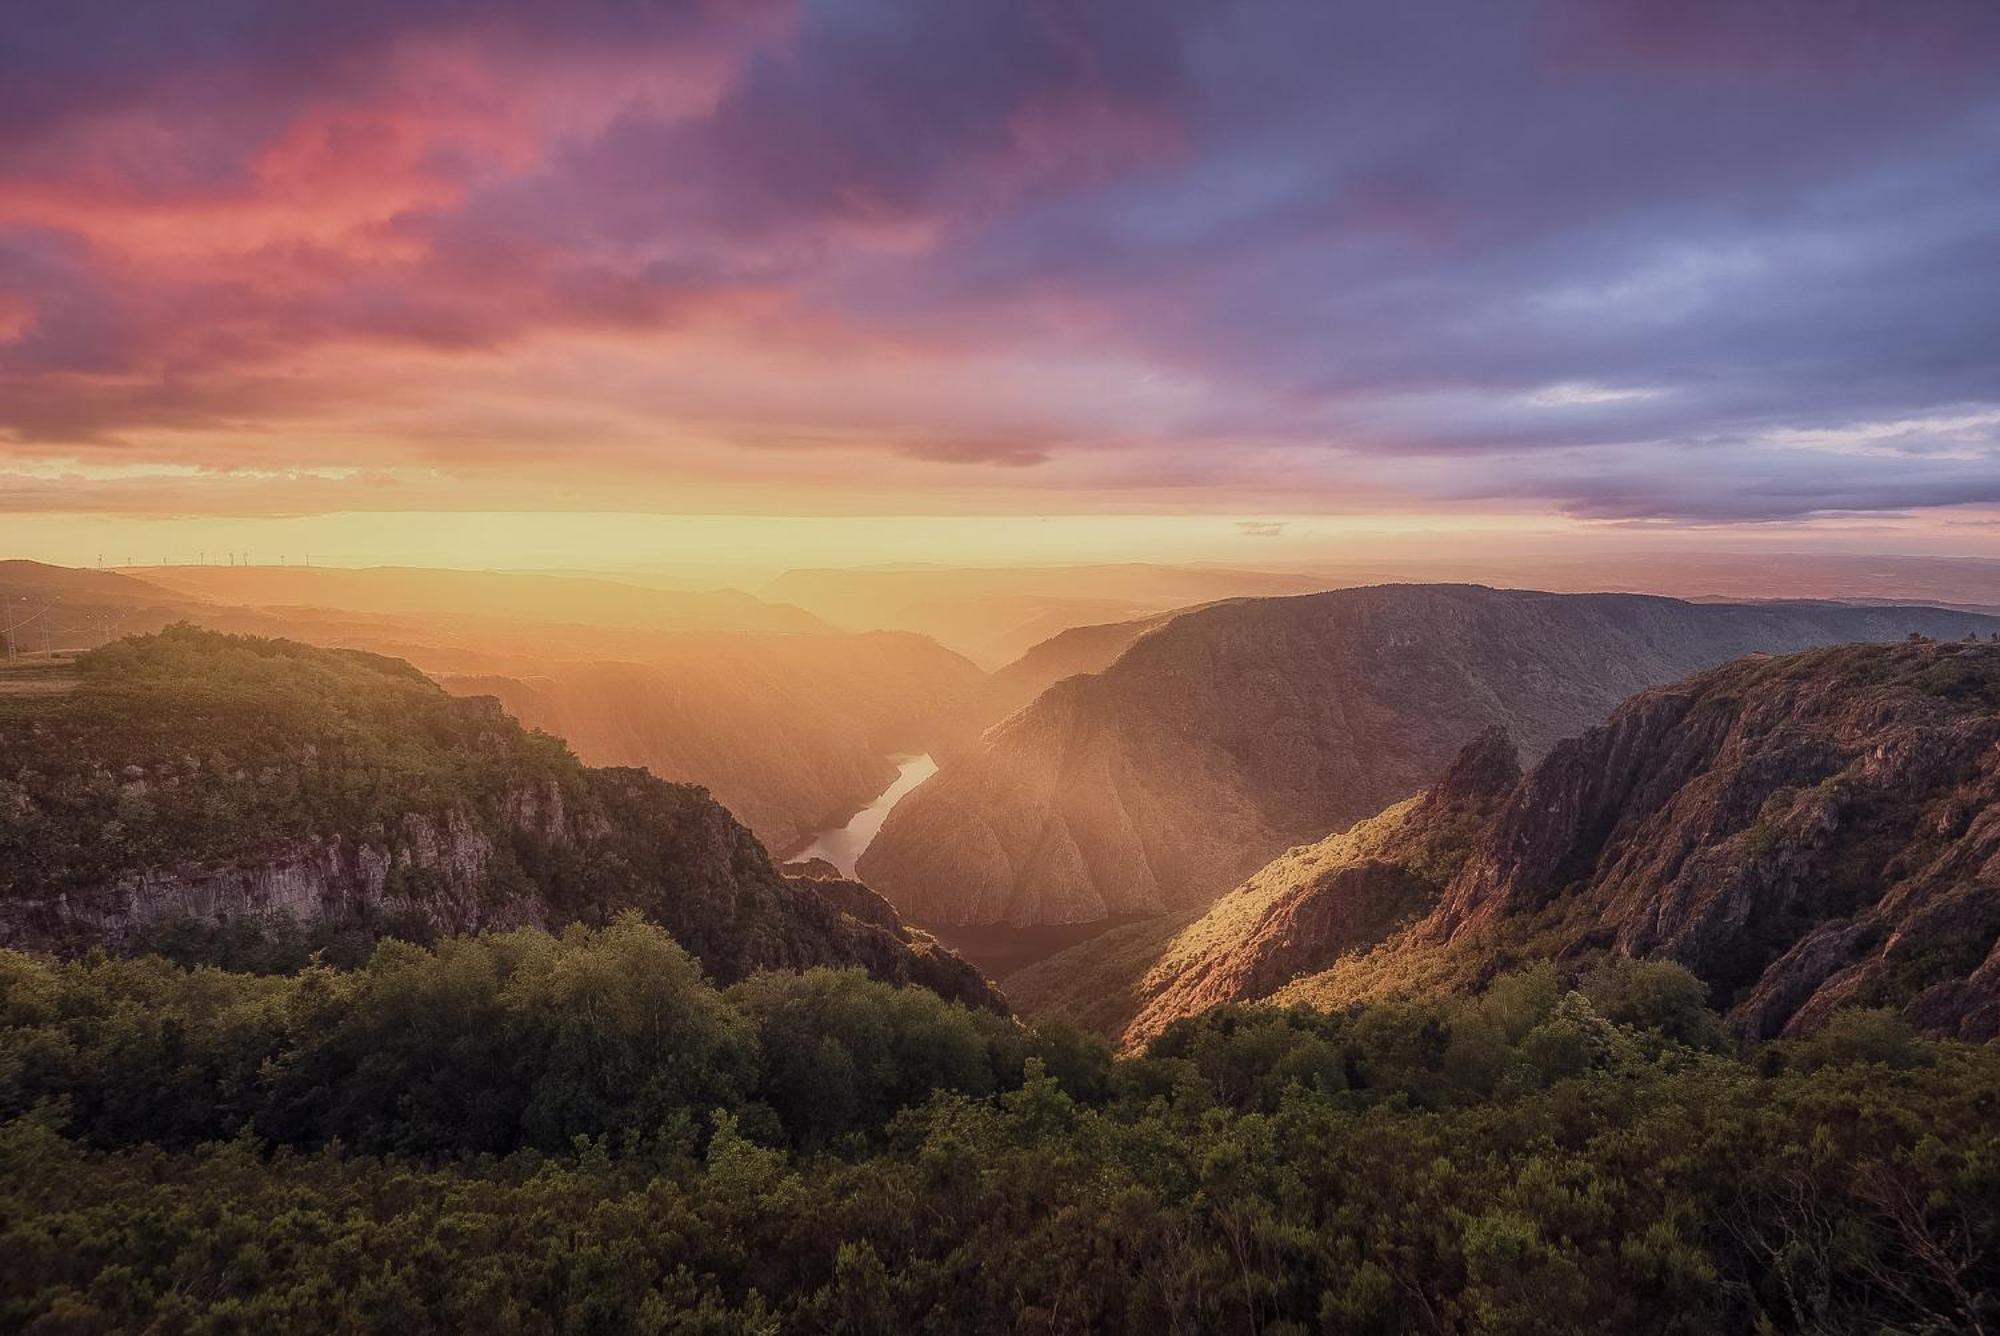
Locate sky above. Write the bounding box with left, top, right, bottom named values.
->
left=3, top=0, right=1999, bottom=569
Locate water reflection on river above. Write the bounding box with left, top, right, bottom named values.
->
left=790, top=753, right=937, bottom=877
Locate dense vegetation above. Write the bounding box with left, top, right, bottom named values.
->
left=0, top=625, right=580, bottom=897
left=4, top=921, right=1995, bottom=1334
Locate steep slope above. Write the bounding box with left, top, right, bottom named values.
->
left=1095, top=639, right=2000, bottom=1043
left=969, top=610, right=1181, bottom=737
left=435, top=630, right=986, bottom=853
left=0, top=626, right=999, bottom=1009
left=1382, top=638, right=2000, bottom=1039
left=0, top=561, right=189, bottom=610
left=861, top=585, right=2000, bottom=926
left=1005, top=730, right=1519, bottom=1045
left=0, top=561, right=204, bottom=652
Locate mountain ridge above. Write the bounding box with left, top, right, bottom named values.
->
left=1021, top=638, right=2000, bottom=1047
left=861, top=584, right=2000, bottom=926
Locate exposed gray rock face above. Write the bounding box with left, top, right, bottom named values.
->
left=10, top=767, right=1006, bottom=1012
left=862, top=585, right=2000, bottom=926
left=5, top=783, right=559, bottom=951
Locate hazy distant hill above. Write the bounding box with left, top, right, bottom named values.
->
left=760, top=563, right=1332, bottom=666
left=859, top=585, right=2000, bottom=927
left=143, top=565, right=829, bottom=635
left=1020, top=639, right=2000, bottom=1047
left=0, top=561, right=185, bottom=609
left=0, top=626, right=996, bottom=1008
left=0, top=561, right=203, bottom=652
left=1495, top=551, right=2000, bottom=610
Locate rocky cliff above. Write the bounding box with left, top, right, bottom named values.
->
left=860, top=585, right=2000, bottom=927
left=0, top=625, right=1001, bottom=1010
left=1407, top=638, right=2000, bottom=1039
left=1047, top=639, right=2000, bottom=1045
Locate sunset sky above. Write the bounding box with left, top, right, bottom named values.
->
left=4, top=1, right=2000, bottom=569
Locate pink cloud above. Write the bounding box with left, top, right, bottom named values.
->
left=3, top=1, right=1997, bottom=528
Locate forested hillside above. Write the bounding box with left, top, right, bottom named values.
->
left=3, top=624, right=1997, bottom=1334
left=0, top=626, right=993, bottom=1006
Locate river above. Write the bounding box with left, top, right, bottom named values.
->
left=790, top=753, right=938, bottom=877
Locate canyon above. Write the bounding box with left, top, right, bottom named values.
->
left=1014, top=638, right=2000, bottom=1048
left=859, top=585, right=2000, bottom=927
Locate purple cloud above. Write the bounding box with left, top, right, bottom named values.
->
left=1, top=0, right=1997, bottom=521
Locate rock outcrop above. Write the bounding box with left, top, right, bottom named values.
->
left=784, top=869, right=1001, bottom=1007
left=862, top=586, right=2000, bottom=926
left=1051, top=640, right=2000, bottom=1045
left=1416, top=640, right=2000, bottom=1039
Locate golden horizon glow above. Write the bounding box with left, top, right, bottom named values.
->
left=12, top=509, right=2000, bottom=586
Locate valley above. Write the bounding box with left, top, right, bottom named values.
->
left=859, top=586, right=2000, bottom=928
left=786, top=752, right=939, bottom=876
left=1012, top=639, right=2000, bottom=1049
left=6, top=561, right=2000, bottom=1333
left=13, top=558, right=2000, bottom=1007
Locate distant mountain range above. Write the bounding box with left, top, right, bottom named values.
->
left=12, top=569, right=2000, bottom=1058
left=858, top=585, right=2000, bottom=927
left=142, top=564, right=831, bottom=635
